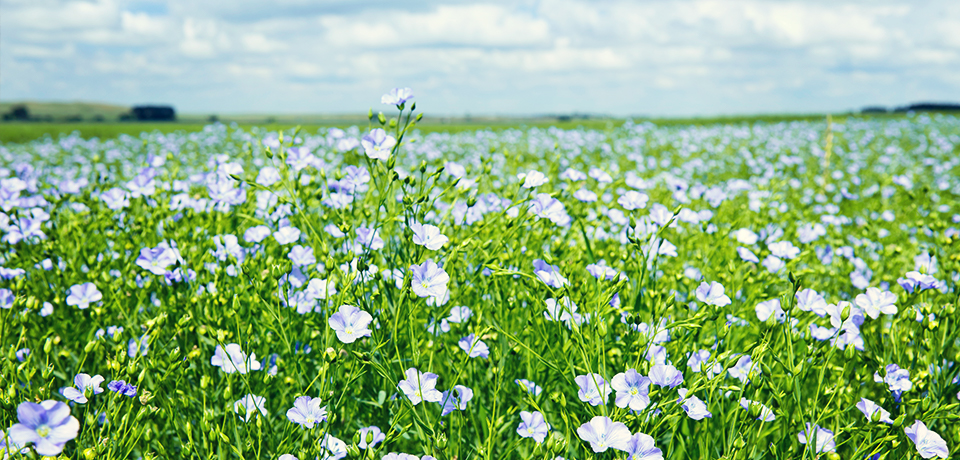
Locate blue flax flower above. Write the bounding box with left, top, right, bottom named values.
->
left=458, top=334, right=489, bottom=359
left=575, top=373, right=611, bottom=406
left=233, top=394, right=267, bottom=422
left=357, top=426, right=385, bottom=449
left=517, top=411, right=550, bottom=444
left=410, top=259, right=449, bottom=300
left=107, top=380, right=137, bottom=397
left=397, top=368, right=442, bottom=405
left=648, top=364, right=683, bottom=388
left=577, top=415, right=631, bottom=453
left=285, top=396, right=328, bottom=429
left=798, top=424, right=835, bottom=453
left=611, top=369, right=651, bottom=411
left=328, top=305, right=373, bottom=344
left=66, top=283, right=102, bottom=309
left=904, top=421, right=949, bottom=459
left=7, top=400, right=80, bottom=456
left=59, top=373, right=104, bottom=404
left=624, top=432, right=663, bottom=460
left=678, top=389, right=712, bottom=420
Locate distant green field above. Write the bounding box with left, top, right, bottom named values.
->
left=0, top=120, right=625, bottom=144
left=0, top=112, right=907, bottom=144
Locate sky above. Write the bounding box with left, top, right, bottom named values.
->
left=1, top=0, right=959, bottom=117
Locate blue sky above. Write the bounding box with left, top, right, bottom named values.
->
left=1, top=0, right=958, bottom=116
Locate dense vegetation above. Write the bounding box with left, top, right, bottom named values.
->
left=1, top=92, right=958, bottom=460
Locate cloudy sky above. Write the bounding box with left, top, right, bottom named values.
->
left=1, top=0, right=959, bottom=116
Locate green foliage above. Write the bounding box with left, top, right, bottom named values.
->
left=0, top=108, right=958, bottom=460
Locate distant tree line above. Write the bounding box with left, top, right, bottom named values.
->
left=861, top=102, right=960, bottom=114
left=2, top=104, right=176, bottom=122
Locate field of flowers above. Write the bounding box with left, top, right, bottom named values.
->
left=1, top=90, right=958, bottom=460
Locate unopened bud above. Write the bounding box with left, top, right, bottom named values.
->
left=346, top=445, right=360, bottom=457
left=893, top=414, right=906, bottom=428
left=377, top=112, right=386, bottom=124
left=546, top=432, right=566, bottom=454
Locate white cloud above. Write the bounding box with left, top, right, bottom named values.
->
left=319, top=4, right=552, bottom=48
left=2, top=0, right=120, bottom=31
left=179, top=17, right=228, bottom=58
left=0, top=0, right=958, bottom=115
left=240, top=33, right=286, bottom=53
left=8, top=43, right=76, bottom=59
left=121, top=11, right=170, bottom=37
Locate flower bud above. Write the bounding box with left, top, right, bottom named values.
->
left=377, top=112, right=386, bottom=124
left=546, top=432, right=566, bottom=454
left=893, top=414, right=906, bottom=428
left=346, top=445, right=361, bottom=457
